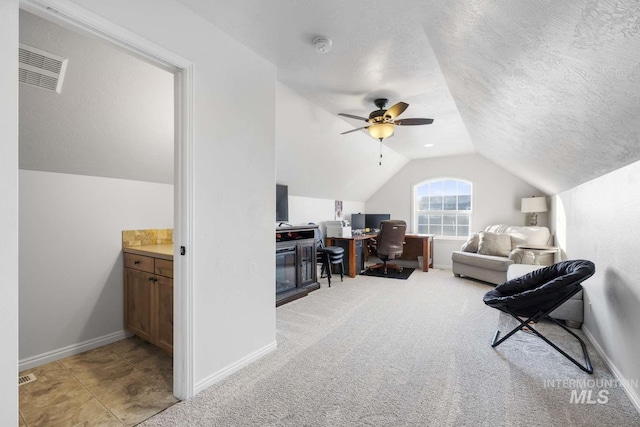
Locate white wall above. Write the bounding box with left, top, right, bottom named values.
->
left=276, top=82, right=409, bottom=202
left=0, top=0, right=19, bottom=423
left=554, top=160, right=640, bottom=409
left=19, top=11, right=175, bottom=184
left=287, top=195, right=365, bottom=241
left=288, top=195, right=364, bottom=227
left=366, top=153, right=547, bottom=268
left=19, top=170, right=173, bottom=367
left=68, top=0, right=278, bottom=392
left=3, top=0, right=277, bottom=411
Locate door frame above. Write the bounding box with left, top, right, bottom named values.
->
left=20, top=0, right=195, bottom=399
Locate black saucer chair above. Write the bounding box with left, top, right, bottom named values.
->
left=483, top=259, right=595, bottom=373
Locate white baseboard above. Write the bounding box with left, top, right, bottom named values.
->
left=583, top=326, right=640, bottom=415
left=194, top=340, right=278, bottom=395
left=19, top=330, right=132, bottom=371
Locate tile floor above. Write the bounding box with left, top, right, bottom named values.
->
left=19, top=336, right=177, bottom=426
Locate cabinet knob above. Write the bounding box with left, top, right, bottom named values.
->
left=148, top=277, right=154, bottom=282
left=134, top=261, right=140, bottom=265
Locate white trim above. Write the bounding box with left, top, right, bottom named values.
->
left=194, top=341, right=278, bottom=395
left=173, top=64, right=195, bottom=400
left=434, top=236, right=467, bottom=241
left=410, top=177, right=473, bottom=235
left=19, top=330, right=131, bottom=371
left=582, top=326, right=640, bottom=415
left=19, top=0, right=195, bottom=400
left=19, top=0, right=189, bottom=72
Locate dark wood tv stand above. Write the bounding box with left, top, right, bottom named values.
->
left=276, top=225, right=320, bottom=306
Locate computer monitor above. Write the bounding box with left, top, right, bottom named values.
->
left=351, top=213, right=365, bottom=230
left=365, top=213, right=391, bottom=230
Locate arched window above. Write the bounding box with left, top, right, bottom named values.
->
left=413, top=178, right=472, bottom=236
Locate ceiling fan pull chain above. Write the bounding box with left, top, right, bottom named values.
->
left=379, top=140, right=382, bottom=166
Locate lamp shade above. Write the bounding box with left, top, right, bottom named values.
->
left=521, top=196, right=548, bottom=213
left=368, top=123, right=394, bottom=140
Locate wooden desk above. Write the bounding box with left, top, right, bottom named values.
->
left=402, top=234, right=435, bottom=271
left=326, top=234, right=434, bottom=278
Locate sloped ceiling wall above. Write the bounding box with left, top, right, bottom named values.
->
left=276, top=83, right=408, bottom=201
left=21, top=2, right=640, bottom=197
left=421, top=0, right=640, bottom=194
left=174, top=0, right=640, bottom=199
left=19, top=10, right=174, bottom=184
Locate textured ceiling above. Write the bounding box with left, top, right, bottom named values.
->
left=174, top=0, right=475, bottom=161
left=421, top=0, right=640, bottom=194
left=19, top=10, right=174, bottom=184
left=175, top=0, right=640, bottom=195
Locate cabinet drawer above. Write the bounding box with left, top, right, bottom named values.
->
left=155, top=259, right=174, bottom=278
left=124, top=253, right=154, bottom=273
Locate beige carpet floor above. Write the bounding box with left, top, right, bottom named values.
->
left=141, top=269, right=640, bottom=426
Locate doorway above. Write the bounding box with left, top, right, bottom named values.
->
left=18, top=0, right=193, bottom=401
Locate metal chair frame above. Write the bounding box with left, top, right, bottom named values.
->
left=491, top=284, right=593, bottom=374
left=317, top=247, right=344, bottom=287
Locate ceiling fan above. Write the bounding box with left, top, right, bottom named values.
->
left=338, top=98, right=434, bottom=141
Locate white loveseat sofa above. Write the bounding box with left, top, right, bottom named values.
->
left=452, top=224, right=554, bottom=285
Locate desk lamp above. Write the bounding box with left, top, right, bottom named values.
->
left=521, top=196, right=548, bottom=226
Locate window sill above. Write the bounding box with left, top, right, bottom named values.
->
left=433, top=236, right=467, bottom=241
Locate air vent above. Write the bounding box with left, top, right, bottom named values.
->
left=19, top=43, right=68, bottom=93
left=18, top=373, right=37, bottom=386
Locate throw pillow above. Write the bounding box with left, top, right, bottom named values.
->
left=477, top=231, right=512, bottom=257
left=461, top=233, right=479, bottom=253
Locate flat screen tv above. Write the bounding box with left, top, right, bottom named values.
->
left=276, top=184, right=289, bottom=222
left=365, top=213, right=391, bottom=230
left=351, top=213, right=365, bottom=230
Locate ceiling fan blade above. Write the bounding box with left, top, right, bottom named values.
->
left=384, top=102, right=409, bottom=119
left=394, top=118, right=434, bottom=126
left=338, top=113, right=369, bottom=122
left=340, top=126, right=369, bottom=135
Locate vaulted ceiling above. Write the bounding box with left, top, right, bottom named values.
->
left=20, top=2, right=640, bottom=200
left=176, top=0, right=640, bottom=195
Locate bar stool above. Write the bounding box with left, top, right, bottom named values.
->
left=319, top=245, right=345, bottom=286
left=311, top=224, right=345, bottom=287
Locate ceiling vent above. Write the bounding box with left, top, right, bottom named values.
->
left=19, top=43, right=68, bottom=93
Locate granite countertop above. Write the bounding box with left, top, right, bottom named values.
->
left=123, top=244, right=174, bottom=261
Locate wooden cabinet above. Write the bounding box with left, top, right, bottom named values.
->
left=154, top=274, right=173, bottom=354
left=298, top=240, right=317, bottom=287
left=124, top=252, right=173, bottom=355
left=275, top=226, right=320, bottom=306
left=124, top=267, right=154, bottom=342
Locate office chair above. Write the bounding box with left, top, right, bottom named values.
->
left=311, top=224, right=344, bottom=287
left=367, top=220, right=407, bottom=275
left=483, top=259, right=595, bottom=373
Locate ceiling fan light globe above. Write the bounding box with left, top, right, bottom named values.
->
left=368, top=123, right=394, bottom=140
